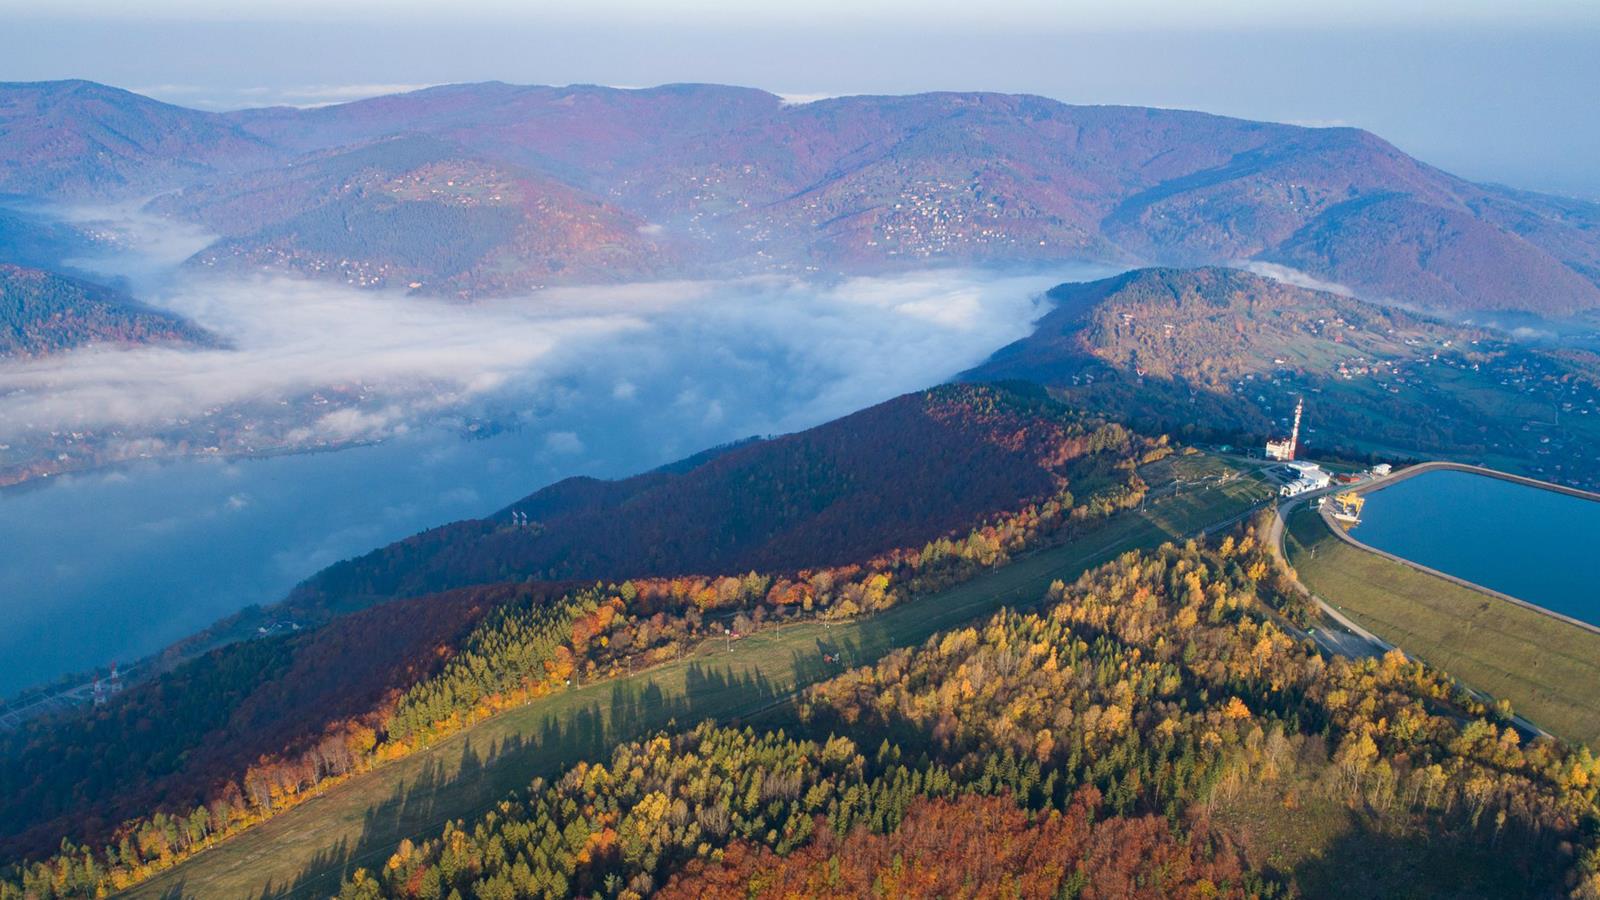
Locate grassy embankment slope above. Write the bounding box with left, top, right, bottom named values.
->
left=126, top=454, right=1268, bottom=899
left=1285, top=506, right=1600, bottom=747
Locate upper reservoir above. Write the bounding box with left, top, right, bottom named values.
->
left=1351, top=468, right=1600, bottom=627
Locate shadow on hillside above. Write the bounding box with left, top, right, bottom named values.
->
left=254, top=660, right=792, bottom=898
left=788, top=626, right=875, bottom=687
left=1290, top=813, right=1559, bottom=900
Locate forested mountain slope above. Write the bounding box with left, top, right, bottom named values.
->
left=0, top=264, right=211, bottom=356
left=0, top=382, right=1162, bottom=888
left=0, top=583, right=539, bottom=863
left=0, top=80, right=276, bottom=197
left=326, top=536, right=1600, bottom=899
left=967, top=267, right=1600, bottom=487
left=288, top=383, right=1150, bottom=617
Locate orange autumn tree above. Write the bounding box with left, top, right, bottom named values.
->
left=658, top=790, right=1252, bottom=900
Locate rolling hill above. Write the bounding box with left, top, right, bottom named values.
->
left=160, top=135, right=671, bottom=295
left=0, top=80, right=276, bottom=198
left=285, top=382, right=1145, bottom=617
left=966, top=266, right=1600, bottom=486
left=3, top=81, right=1600, bottom=313
left=0, top=264, right=211, bottom=356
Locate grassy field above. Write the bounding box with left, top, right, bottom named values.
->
left=126, top=459, right=1270, bottom=899
left=1284, top=506, right=1600, bottom=748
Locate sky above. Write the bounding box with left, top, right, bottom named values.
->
left=1, top=1, right=1598, bottom=199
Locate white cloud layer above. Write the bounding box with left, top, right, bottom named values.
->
left=1240, top=261, right=1356, bottom=298
left=135, top=82, right=440, bottom=110
left=0, top=266, right=1114, bottom=448
left=0, top=276, right=641, bottom=436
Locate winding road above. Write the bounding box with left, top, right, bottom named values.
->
left=1266, top=475, right=1552, bottom=741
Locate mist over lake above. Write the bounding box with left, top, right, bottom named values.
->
left=0, top=240, right=1112, bottom=696
left=8, top=16, right=1600, bottom=894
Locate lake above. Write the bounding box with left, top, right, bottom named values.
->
left=0, top=264, right=1115, bottom=699
left=1351, top=469, right=1600, bottom=626
left=0, top=422, right=696, bottom=699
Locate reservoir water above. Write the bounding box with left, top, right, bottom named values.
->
left=1351, top=469, right=1600, bottom=627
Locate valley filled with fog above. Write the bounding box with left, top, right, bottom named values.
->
left=0, top=206, right=1114, bottom=695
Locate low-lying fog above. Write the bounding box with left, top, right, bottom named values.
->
left=2, top=269, right=1077, bottom=447
left=0, top=207, right=1118, bottom=697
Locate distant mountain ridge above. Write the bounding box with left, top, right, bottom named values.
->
left=3, top=80, right=1600, bottom=313
left=0, top=80, right=276, bottom=198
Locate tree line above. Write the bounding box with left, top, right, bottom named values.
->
left=322, top=534, right=1600, bottom=898
left=0, top=399, right=1161, bottom=897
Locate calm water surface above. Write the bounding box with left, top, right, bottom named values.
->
left=0, top=426, right=663, bottom=699
left=0, top=264, right=1116, bottom=698
left=1352, top=469, right=1600, bottom=626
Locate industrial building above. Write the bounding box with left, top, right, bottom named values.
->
left=1327, top=491, right=1366, bottom=524
left=1278, top=460, right=1331, bottom=497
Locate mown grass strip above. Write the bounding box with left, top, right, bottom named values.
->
left=127, top=472, right=1269, bottom=899
left=1285, top=506, right=1600, bottom=748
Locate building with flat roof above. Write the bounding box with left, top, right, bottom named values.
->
left=1279, top=462, right=1331, bottom=497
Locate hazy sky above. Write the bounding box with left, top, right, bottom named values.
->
left=7, top=0, right=1598, bottom=27
left=2, top=1, right=1598, bottom=199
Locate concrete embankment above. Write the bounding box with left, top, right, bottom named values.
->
left=1316, top=463, right=1600, bottom=638
left=1349, top=460, right=1600, bottom=503
left=1274, top=499, right=1554, bottom=742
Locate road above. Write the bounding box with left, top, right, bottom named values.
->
left=1268, top=483, right=1552, bottom=741
left=1265, top=492, right=1390, bottom=660
left=1199, top=454, right=1398, bottom=660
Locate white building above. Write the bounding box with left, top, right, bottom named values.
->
left=1279, top=462, right=1332, bottom=497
